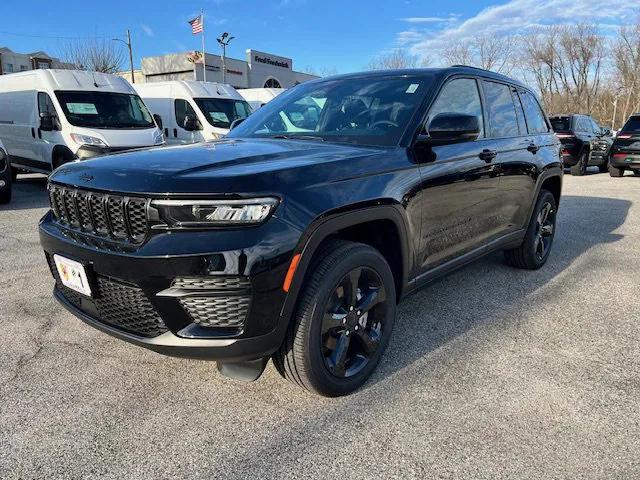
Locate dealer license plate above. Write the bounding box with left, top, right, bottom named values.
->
left=53, top=254, right=92, bottom=297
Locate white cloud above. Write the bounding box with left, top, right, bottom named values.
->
left=401, top=16, right=454, bottom=23
left=396, top=0, right=637, bottom=59
left=141, top=24, right=154, bottom=37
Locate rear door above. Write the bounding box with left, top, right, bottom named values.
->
left=416, top=76, right=503, bottom=271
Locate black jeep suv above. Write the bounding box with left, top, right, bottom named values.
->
left=39, top=68, right=562, bottom=396
left=549, top=114, right=612, bottom=176
left=609, top=114, right=640, bottom=177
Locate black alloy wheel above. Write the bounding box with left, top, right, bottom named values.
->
left=321, top=266, right=387, bottom=378
left=533, top=201, right=555, bottom=262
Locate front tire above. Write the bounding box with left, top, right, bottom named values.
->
left=598, top=160, right=609, bottom=173
left=0, top=173, right=11, bottom=204
left=609, top=164, right=625, bottom=177
left=570, top=152, right=588, bottom=176
left=274, top=241, right=396, bottom=397
left=504, top=190, right=557, bottom=270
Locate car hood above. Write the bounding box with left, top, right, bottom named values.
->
left=49, top=138, right=387, bottom=195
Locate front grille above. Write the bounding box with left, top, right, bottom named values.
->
left=174, top=276, right=251, bottom=290
left=47, top=254, right=167, bottom=338
left=48, top=184, right=149, bottom=244
left=180, top=296, right=251, bottom=328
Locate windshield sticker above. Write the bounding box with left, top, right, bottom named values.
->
left=67, top=103, right=98, bottom=114
left=406, top=84, right=419, bottom=94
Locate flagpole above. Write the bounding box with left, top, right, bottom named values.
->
left=201, top=9, right=206, bottom=82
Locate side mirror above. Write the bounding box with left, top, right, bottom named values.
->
left=153, top=114, right=163, bottom=130
left=39, top=112, right=55, bottom=132
left=602, top=127, right=611, bottom=136
left=229, top=118, right=246, bottom=130
left=183, top=114, right=201, bottom=131
left=420, top=113, right=480, bottom=145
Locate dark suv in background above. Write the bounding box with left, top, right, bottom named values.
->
left=609, top=114, right=640, bottom=177
left=39, top=67, right=562, bottom=397
left=549, top=114, right=612, bottom=176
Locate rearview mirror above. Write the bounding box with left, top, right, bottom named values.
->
left=39, top=112, right=56, bottom=132
left=183, top=114, right=201, bottom=131
left=153, top=114, right=163, bottom=130
left=422, top=113, right=480, bottom=145
left=229, top=118, right=245, bottom=130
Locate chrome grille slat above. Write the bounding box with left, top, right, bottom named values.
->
left=48, top=185, right=149, bottom=244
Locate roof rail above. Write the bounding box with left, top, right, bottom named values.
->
left=450, top=64, right=494, bottom=73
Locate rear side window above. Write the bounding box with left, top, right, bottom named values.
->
left=621, top=116, right=640, bottom=132
left=519, top=91, right=549, bottom=134
left=482, top=81, right=519, bottom=138
left=550, top=116, right=571, bottom=133
left=175, top=99, right=198, bottom=128
left=427, top=78, right=484, bottom=138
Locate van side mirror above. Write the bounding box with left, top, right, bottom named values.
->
left=419, top=113, right=480, bottom=146
left=230, top=118, right=245, bottom=130
left=153, top=114, right=163, bottom=130
left=39, top=112, right=56, bottom=132
left=183, top=114, right=201, bottom=131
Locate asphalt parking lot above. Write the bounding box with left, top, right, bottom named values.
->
left=1, top=171, right=639, bottom=479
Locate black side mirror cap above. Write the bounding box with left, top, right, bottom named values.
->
left=183, top=114, right=201, bottom=131
left=153, top=114, right=163, bottom=131
left=229, top=118, right=246, bottom=131
left=419, top=113, right=481, bottom=146
left=39, top=112, right=55, bottom=132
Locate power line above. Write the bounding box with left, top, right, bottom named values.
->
left=0, top=30, right=120, bottom=40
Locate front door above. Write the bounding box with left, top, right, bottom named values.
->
left=36, top=92, right=62, bottom=171
left=415, top=77, right=502, bottom=271
left=172, top=99, right=204, bottom=144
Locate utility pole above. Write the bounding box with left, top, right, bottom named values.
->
left=216, top=32, right=234, bottom=84
left=113, top=29, right=135, bottom=83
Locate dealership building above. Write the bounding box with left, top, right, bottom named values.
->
left=125, top=49, right=318, bottom=88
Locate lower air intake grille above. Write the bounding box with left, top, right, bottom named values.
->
left=180, top=296, right=251, bottom=328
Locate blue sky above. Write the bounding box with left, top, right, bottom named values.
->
left=1, top=0, right=637, bottom=73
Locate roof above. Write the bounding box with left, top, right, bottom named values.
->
left=0, top=69, right=135, bottom=93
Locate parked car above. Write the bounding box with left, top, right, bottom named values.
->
left=609, top=114, right=640, bottom=177
left=238, top=87, right=285, bottom=111
left=0, top=139, right=11, bottom=203
left=39, top=67, right=562, bottom=396
left=0, top=69, right=164, bottom=178
left=134, top=81, right=252, bottom=144
left=549, top=114, right=612, bottom=175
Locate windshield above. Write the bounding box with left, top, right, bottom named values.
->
left=193, top=98, right=252, bottom=129
left=621, top=116, right=640, bottom=133
left=55, top=90, right=155, bottom=129
left=227, top=75, right=434, bottom=146
left=550, top=116, right=571, bottom=132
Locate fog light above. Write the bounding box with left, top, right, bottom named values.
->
left=0, top=180, right=5, bottom=187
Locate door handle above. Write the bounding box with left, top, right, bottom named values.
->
left=527, top=143, right=540, bottom=154
left=173, top=128, right=178, bottom=138
left=479, top=149, right=497, bottom=162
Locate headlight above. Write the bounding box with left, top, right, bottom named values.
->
left=154, top=130, right=165, bottom=145
left=151, top=197, right=279, bottom=227
left=70, top=133, right=108, bottom=148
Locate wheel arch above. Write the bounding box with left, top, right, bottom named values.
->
left=52, top=145, right=75, bottom=170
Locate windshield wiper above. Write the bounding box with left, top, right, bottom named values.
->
left=269, top=134, right=326, bottom=142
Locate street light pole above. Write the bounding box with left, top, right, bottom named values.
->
left=216, top=32, right=234, bottom=84
left=113, top=29, right=135, bottom=83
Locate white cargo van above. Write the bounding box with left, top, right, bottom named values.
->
left=133, top=81, right=252, bottom=144
left=238, top=88, right=285, bottom=111
left=0, top=69, right=164, bottom=175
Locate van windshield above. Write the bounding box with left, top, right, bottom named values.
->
left=226, top=74, right=434, bottom=146
left=54, top=91, right=155, bottom=129
left=193, top=98, right=252, bottom=129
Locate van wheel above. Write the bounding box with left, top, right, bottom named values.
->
left=0, top=174, right=11, bottom=204
left=570, top=152, right=587, bottom=176
left=609, top=164, right=625, bottom=177
left=273, top=240, right=396, bottom=397
left=504, top=190, right=557, bottom=270
left=52, top=152, right=72, bottom=171
left=10, top=165, right=17, bottom=182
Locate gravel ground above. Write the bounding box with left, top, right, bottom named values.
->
left=1, top=171, right=639, bottom=479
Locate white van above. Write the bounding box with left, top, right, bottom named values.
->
left=238, top=88, right=285, bottom=111
left=133, top=81, right=252, bottom=144
left=0, top=69, right=164, bottom=175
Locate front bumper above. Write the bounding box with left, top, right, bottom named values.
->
left=39, top=211, right=300, bottom=362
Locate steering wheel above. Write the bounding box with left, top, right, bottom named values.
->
left=370, top=120, right=399, bottom=130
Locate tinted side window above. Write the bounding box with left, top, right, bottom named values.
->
left=38, top=92, right=56, bottom=115
left=519, top=91, right=549, bottom=134
left=427, top=78, right=484, bottom=138
left=511, top=88, right=527, bottom=135
left=482, top=81, right=519, bottom=138
left=175, top=99, right=197, bottom=127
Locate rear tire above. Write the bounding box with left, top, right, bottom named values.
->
left=598, top=160, right=609, bottom=173
left=10, top=165, right=17, bottom=182
left=570, top=152, right=588, bottom=176
left=504, top=190, right=557, bottom=270
left=273, top=240, right=396, bottom=397
left=0, top=174, right=11, bottom=204
left=609, top=164, right=625, bottom=177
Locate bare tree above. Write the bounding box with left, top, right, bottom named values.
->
left=367, top=49, right=428, bottom=70
left=302, top=65, right=339, bottom=77
left=60, top=39, right=125, bottom=74
left=613, top=23, right=640, bottom=126
left=443, top=34, right=514, bottom=73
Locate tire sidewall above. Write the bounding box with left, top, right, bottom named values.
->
left=303, top=247, right=396, bottom=396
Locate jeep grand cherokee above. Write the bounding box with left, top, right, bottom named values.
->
left=39, top=67, right=562, bottom=397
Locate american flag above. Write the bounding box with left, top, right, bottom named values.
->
left=189, top=15, right=203, bottom=34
